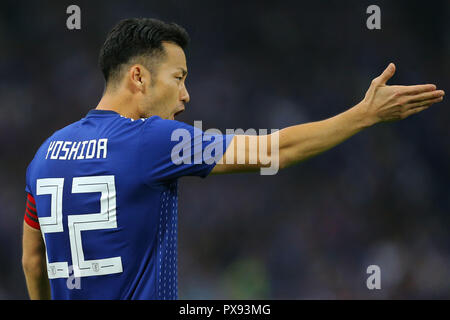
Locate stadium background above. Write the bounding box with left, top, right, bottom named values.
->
left=0, top=0, right=449, bottom=299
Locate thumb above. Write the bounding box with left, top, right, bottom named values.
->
left=375, top=63, right=396, bottom=85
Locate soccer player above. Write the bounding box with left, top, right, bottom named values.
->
left=22, top=18, right=445, bottom=300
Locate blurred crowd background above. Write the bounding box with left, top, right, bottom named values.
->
left=0, top=0, right=449, bottom=299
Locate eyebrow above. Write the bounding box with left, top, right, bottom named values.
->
left=177, top=68, right=188, bottom=77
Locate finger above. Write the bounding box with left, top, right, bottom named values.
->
left=374, top=63, right=396, bottom=86
left=407, top=96, right=444, bottom=109
left=407, top=90, right=445, bottom=104
left=400, top=84, right=437, bottom=95
left=403, top=105, right=431, bottom=118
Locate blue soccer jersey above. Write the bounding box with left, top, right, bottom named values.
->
left=24, top=109, right=233, bottom=300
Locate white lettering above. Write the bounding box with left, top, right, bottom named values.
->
left=261, top=129, right=279, bottom=176
left=97, top=139, right=108, bottom=159
left=366, top=265, right=381, bottom=289
left=66, top=265, right=81, bottom=289
left=59, top=141, right=72, bottom=160
left=233, top=128, right=258, bottom=164
left=77, top=141, right=89, bottom=160
left=193, top=121, right=203, bottom=164
left=50, top=141, right=63, bottom=159
left=66, top=5, right=81, bottom=30
left=169, top=122, right=280, bottom=176
left=46, top=141, right=56, bottom=159
left=178, top=304, right=213, bottom=318
left=224, top=129, right=236, bottom=165
left=203, top=129, right=224, bottom=165
left=46, top=139, right=108, bottom=160
left=171, top=129, right=192, bottom=165
left=366, top=5, right=381, bottom=30
left=68, top=141, right=81, bottom=160
left=85, top=140, right=96, bottom=159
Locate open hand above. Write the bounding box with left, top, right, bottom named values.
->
left=361, top=63, right=445, bottom=124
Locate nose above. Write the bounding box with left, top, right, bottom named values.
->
left=180, top=84, right=190, bottom=104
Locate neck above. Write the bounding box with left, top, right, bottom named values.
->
left=96, top=90, right=141, bottom=120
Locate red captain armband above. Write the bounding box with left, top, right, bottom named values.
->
left=24, top=193, right=40, bottom=230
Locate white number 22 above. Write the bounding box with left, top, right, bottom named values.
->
left=36, top=175, right=123, bottom=279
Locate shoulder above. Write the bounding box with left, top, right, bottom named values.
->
left=143, top=116, right=189, bottom=128
left=141, top=116, right=196, bottom=136
left=26, top=120, right=83, bottom=169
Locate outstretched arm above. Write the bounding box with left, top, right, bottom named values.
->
left=212, top=63, right=445, bottom=174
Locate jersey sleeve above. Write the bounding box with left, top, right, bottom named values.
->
left=140, top=116, right=234, bottom=185
left=24, top=193, right=40, bottom=230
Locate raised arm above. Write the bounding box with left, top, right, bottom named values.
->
left=212, top=63, right=445, bottom=174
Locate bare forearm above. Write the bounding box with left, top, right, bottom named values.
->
left=279, top=102, right=374, bottom=168
left=23, top=265, right=51, bottom=300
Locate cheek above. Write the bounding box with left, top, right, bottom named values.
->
left=149, top=78, right=180, bottom=112
left=161, top=82, right=181, bottom=102
left=155, top=78, right=175, bottom=94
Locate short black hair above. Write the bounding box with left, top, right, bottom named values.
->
left=99, top=18, right=190, bottom=87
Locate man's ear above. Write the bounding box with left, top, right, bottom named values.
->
left=128, top=64, right=150, bottom=92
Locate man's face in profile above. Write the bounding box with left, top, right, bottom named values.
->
left=142, top=41, right=190, bottom=120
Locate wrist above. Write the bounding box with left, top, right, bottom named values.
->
left=352, top=101, right=379, bottom=128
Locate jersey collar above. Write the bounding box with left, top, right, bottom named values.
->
left=86, top=109, right=120, bottom=117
